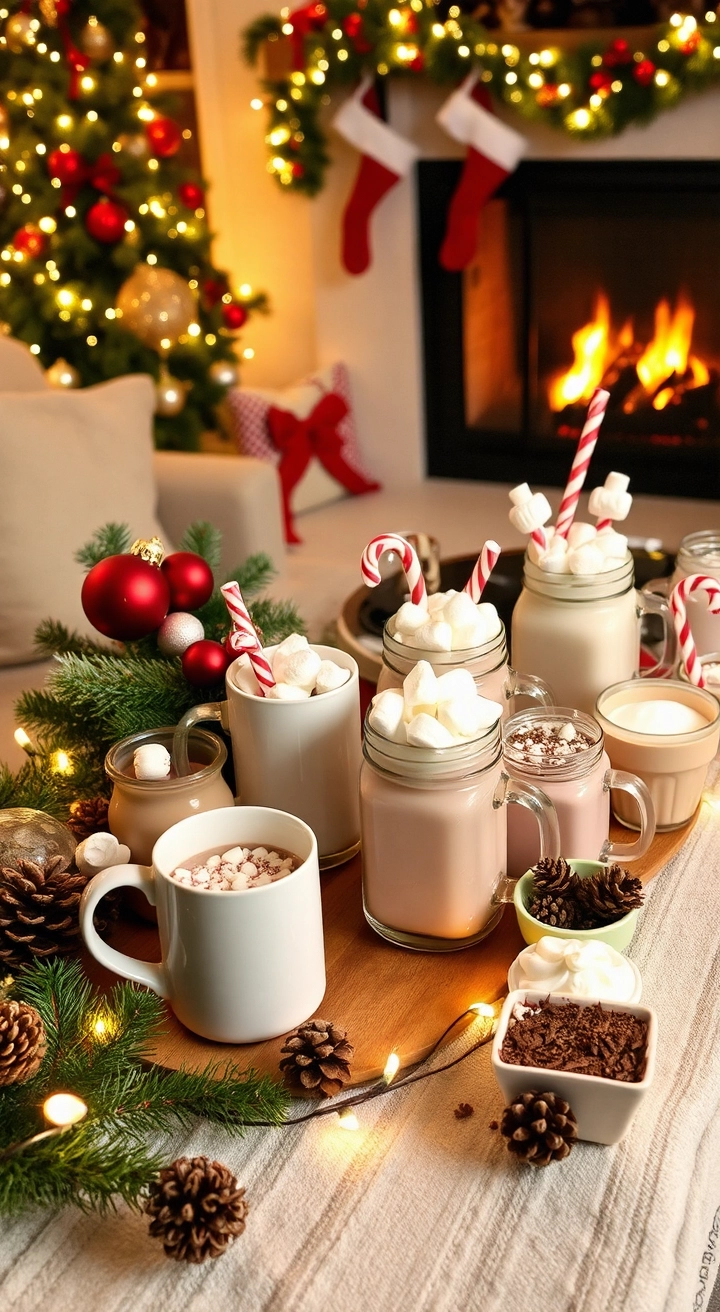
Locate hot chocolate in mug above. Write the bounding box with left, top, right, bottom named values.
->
left=174, top=644, right=361, bottom=869
left=80, top=806, right=326, bottom=1043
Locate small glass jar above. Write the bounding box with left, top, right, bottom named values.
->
left=376, top=618, right=554, bottom=715
left=671, top=531, right=720, bottom=657
left=511, top=554, right=674, bottom=715
left=106, top=727, right=234, bottom=866
left=360, top=717, right=560, bottom=951
left=502, top=708, right=655, bottom=879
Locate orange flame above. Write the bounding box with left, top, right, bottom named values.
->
left=637, top=294, right=695, bottom=394
left=548, top=293, right=610, bottom=411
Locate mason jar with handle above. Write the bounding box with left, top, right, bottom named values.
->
left=670, top=530, right=720, bottom=657
left=360, top=714, right=560, bottom=951
left=511, top=554, right=675, bottom=715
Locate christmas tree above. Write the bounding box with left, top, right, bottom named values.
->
left=0, top=0, right=266, bottom=450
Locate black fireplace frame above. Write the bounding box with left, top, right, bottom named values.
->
left=418, top=158, right=720, bottom=499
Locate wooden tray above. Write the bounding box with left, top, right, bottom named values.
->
left=82, top=811, right=698, bottom=1086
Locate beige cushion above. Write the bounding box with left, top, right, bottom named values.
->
left=0, top=374, right=165, bottom=666
left=0, top=338, right=49, bottom=392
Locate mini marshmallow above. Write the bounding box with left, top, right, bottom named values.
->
left=443, top=591, right=481, bottom=632
left=508, top=484, right=553, bottom=536
left=595, top=528, right=628, bottom=558
left=233, top=655, right=261, bottom=695
left=133, top=743, right=171, bottom=780
left=75, top=832, right=131, bottom=876
left=222, top=847, right=246, bottom=863
left=273, top=632, right=309, bottom=658
left=267, top=682, right=311, bottom=700
left=426, top=591, right=449, bottom=614
left=274, top=647, right=322, bottom=689
left=406, top=620, right=453, bottom=653
left=434, top=668, right=477, bottom=702
left=539, top=538, right=571, bottom=574
left=566, top=521, right=597, bottom=550
left=568, top=542, right=606, bottom=575
left=402, top=661, right=439, bottom=720
left=315, top=660, right=351, bottom=694
left=368, top=689, right=407, bottom=742
left=588, top=471, right=632, bottom=524
left=406, top=712, right=457, bottom=748
left=437, top=694, right=502, bottom=739
left=393, top=602, right=428, bottom=635
left=448, top=616, right=490, bottom=650
left=476, top=603, right=502, bottom=641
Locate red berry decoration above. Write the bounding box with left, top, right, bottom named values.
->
left=81, top=555, right=170, bottom=640
left=343, top=12, right=372, bottom=52
left=633, top=58, right=655, bottom=87
left=85, top=197, right=128, bottom=244
left=178, top=181, right=205, bottom=209
left=12, top=224, right=45, bottom=258
left=589, top=70, right=613, bottom=93
left=160, top=552, right=214, bottom=612
left=182, top=640, right=231, bottom=687
left=145, top=116, right=183, bottom=158
left=291, top=162, right=305, bottom=179
left=603, top=38, right=633, bottom=67
left=47, top=146, right=85, bottom=187
left=221, top=303, right=248, bottom=331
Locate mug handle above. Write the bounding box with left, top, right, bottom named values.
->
left=637, top=588, right=676, bottom=677
left=599, top=768, right=656, bottom=862
left=79, top=865, right=169, bottom=997
left=172, top=701, right=228, bottom=776
left=503, top=667, right=555, bottom=712
left=492, top=772, right=561, bottom=903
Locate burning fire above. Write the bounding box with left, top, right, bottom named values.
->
left=549, top=291, right=710, bottom=413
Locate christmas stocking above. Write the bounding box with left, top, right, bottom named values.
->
left=333, top=77, right=419, bottom=276
left=436, top=74, right=526, bottom=272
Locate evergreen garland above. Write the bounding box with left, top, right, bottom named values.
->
left=243, top=5, right=719, bottom=196
left=0, top=959, right=289, bottom=1216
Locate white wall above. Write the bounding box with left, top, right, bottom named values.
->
left=186, top=3, right=720, bottom=486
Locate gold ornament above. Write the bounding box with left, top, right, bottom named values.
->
left=130, top=536, right=165, bottom=566
left=155, top=365, right=188, bottom=417
left=39, top=0, right=58, bottom=26
left=209, top=358, right=239, bottom=389
left=80, top=19, right=113, bottom=62
left=5, top=12, right=35, bottom=52
left=116, top=266, right=196, bottom=354
left=46, top=358, right=80, bottom=389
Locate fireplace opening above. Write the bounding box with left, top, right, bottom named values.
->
left=419, top=159, right=720, bottom=498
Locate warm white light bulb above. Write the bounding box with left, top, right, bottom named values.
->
left=338, top=1109, right=359, bottom=1131
left=43, top=1093, right=87, bottom=1127
left=383, top=1052, right=400, bottom=1084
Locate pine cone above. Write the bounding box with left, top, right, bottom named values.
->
left=67, top=797, right=109, bottom=841
left=528, top=892, right=578, bottom=929
left=279, top=1017, right=354, bottom=1097
left=145, top=1156, right=249, bottom=1264
left=576, top=864, right=644, bottom=925
left=500, top=1090, right=578, bottom=1167
left=0, top=856, right=87, bottom=968
left=0, top=999, right=47, bottom=1087
left=531, top=856, right=578, bottom=897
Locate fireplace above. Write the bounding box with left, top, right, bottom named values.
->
left=419, top=158, right=720, bottom=499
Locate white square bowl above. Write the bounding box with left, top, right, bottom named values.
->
left=491, top=989, right=657, bottom=1146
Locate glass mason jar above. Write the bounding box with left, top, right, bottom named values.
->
left=376, top=618, right=554, bottom=716
left=360, top=716, right=560, bottom=951
left=105, top=727, right=234, bottom=866
left=502, top=708, right=656, bottom=879
left=511, top=554, right=674, bottom=715
left=671, top=531, right=720, bottom=658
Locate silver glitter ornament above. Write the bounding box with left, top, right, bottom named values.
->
left=157, top=612, right=205, bottom=657
left=209, top=358, right=239, bottom=389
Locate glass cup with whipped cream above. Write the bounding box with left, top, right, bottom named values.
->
left=507, top=936, right=642, bottom=1004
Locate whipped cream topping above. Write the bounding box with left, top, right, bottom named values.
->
left=507, top=935, right=640, bottom=1003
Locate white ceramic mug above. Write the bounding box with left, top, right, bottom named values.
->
left=79, top=806, right=326, bottom=1043
left=174, top=645, right=362, bottom=869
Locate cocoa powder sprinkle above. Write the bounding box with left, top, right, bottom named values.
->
left=500, top=999, right=649, bottom=1083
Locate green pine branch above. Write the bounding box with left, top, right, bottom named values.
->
left=33, top=619, right=109, bottom=660
left=179, top=521, right=223, bottom=572
left=74, top=524, right=134, bottom=573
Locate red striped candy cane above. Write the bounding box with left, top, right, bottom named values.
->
left=464, top=540, right=501, bottom=603
left=361, top=534, right=427, bottom=607
left=670, top=574, right=720, bottom=687
left=555, top=388, right=610, bottom=539
left=221, top=581, right=276, bottom=695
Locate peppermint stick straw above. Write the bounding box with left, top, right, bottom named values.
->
left=464, top=540, right=501, bottom=603
left=554, top=387, right=611, bottom=539
left=670, top=574, right=720, bottom=687
left=220, top=581, right=276, bottom=696
left=361, top=534, right=428, bottom=607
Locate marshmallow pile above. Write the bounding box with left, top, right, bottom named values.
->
left=507, top=936, right=640, bottom=1004
left=234, top=633, right=351, bottom=700
left=504, top=717, right=595, bottom=761
left=389, top=590, right=502, bottom=653
left=171, top=846, right=299, bottom=891
left=368, top=660, right=502, bottom=748
left=529, top=522, right=629, bottom=576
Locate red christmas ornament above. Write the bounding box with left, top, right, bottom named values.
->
left=222, top=302, right=249, bottom=331
left=589, top=69, right=613, bottom=93
left=203, top=277, right=227, bottom=307
left=145, top=116, right=183, bottom=158
left=85, top=197, right=128, bottom=244
left=633, top=58, right=655, bottom=87
left=12, top=224, right=45, bottom=258
left=603, top=38, right=633, bottom=67
left=81, top=555, right=170, bottom=640
left=178, top=180, right=205, bottom=209
left=160, top=552, right=214, bottom=612
left=182, top=639, right=231, bottom=687
left=410, top=50, right=425, bottom=72
left=343, top=12, right=372, bottom=52
left=47, top=146, right=85, bottom=187
left=291, top=162, right=305, bottom=178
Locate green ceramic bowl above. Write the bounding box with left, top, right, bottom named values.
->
left=513, top=859, right=640, bottom=953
